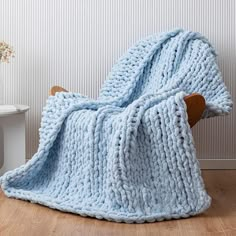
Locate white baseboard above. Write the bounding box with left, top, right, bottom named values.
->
left=199, top=159, right=236, bottom=169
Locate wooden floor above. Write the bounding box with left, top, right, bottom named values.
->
left=0, top=170, right=236, bottom=236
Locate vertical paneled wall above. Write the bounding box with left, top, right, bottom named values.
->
left=0, top=0, right=235, bottom=167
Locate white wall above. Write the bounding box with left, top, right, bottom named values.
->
left=0, top=0, right=235, bottom=168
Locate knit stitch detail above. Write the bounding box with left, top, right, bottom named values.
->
left=0, top=29, right=232, bottom=223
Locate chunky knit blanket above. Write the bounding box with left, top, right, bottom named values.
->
left=0, top=29, right=232, bottom=223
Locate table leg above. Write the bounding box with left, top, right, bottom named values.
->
left=0, top=113, right=26, bottom=175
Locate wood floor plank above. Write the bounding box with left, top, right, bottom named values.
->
left=203, top=170, right=236, bottom=233
left=225, top=229, right=236, bottom=236
left=0, top=170, right=235, bottom=236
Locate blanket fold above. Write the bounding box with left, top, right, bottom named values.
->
left=0, top=29, right=232, bottom=223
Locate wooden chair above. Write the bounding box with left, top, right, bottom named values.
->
left=49, top=86, right=205, bottom=128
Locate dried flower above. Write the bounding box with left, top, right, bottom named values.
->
left=0, top=41, right=14, bottom=63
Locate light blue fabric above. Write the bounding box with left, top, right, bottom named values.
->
left=0, top=29, right=232, bottom=223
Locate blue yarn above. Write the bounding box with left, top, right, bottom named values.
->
left=0, top=29, right=232, bottom=223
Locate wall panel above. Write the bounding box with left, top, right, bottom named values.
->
left=0, top=0, right=235, bottom=167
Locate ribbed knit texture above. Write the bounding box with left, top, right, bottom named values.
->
left=0, top=29, right=232, bottom=223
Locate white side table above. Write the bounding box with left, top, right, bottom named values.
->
left=0, top=105, right=29, bottom=176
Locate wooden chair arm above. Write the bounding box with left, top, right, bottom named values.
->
left=184, top=93, right=205, bottom=127
left=49, top=86, right=205, bottom=128
left=49, top=86, right=68, bottom=96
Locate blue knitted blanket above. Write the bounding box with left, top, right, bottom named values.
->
left=0, top=29, right=232, bottom=223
